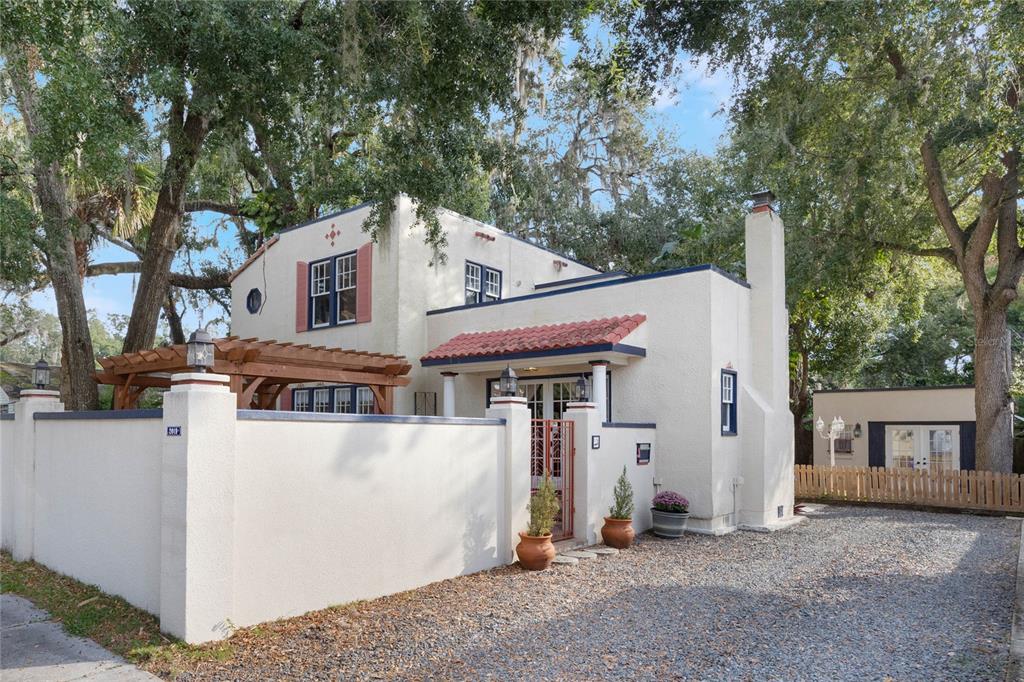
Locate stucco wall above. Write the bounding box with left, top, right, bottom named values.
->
left=32, top=415, right=163, bottom=614
left=597, top=425, right=657, bottom=532
left=231, top=414, right=507, bottom=627
left=0, top=416, right=14, bottom=550
left=811, top=387, right=976, bottom=467
left=424, top=268, right=752, bottom=525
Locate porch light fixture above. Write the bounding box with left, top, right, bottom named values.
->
left=574, top=375, right=589, bottom=402
left=186, top=328, right=215, bottom=372
left=853, top=422, right=862, bottom=438
left=32, top=358, right=50, bottom=389
left=498, top=364, right=518, bottom=396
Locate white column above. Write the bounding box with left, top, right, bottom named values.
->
left=160, top=373, right=237, bottom=643
left=590, top=361, right=609, bottom=422
left=485, top=396, right=529, bottom=564
left=10, top=390, right=63, bottom=561
left=564, top=401, right=602, bottom=545
left=441, top=372, right=457, bottom=418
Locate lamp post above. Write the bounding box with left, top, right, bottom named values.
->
left=32, top=358, right=50, bottom=389
left=498, top=364, right=518, bottom=397
left=186, top=328, right=215, bottom=372
left=816, top=415, right=846, bottom=467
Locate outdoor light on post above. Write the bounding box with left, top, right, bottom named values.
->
left=816, top=415, right=846, bottom=467
left=499, top=364, right=518, bottom=397
left=186, top=328, right=215, bottom=372
left=32, top=358, right=50, bottom=389
left=574, top=375, right=589, bottom=402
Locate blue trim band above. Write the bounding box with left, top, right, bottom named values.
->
left=237, top=410, right=505, bottom=426
left=34, top=409, right=163, bottom=420
left=602, top=422, right=656, bottom=429
left=426, top=264, right=750, bottom=317
left=422, top=343, right=646, bottom=367
left=534, top=270, right=628, bottom=290
left=0, top=413, right=13, bottom=421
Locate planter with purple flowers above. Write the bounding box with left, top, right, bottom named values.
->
left=651, top=491, right=690, bottom=538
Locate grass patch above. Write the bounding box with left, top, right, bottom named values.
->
left=0, top=551, right=234, bottom=676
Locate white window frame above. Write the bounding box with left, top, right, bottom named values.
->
left=485, top=268, right=501, bottom=301
left=884, top=425, right=961, bottom=471
left=293, top=389, right=310, bottom=412
left=334, top=386, right=352, bottom=414
left=313, top=388, right=331, bottom=413
left=310, top=260, right=332, bottom=328
left=465, top=262, right=482, bottom=304
left=356, top=386, right=375, bottom=414
left=335, top=252, right=357, bottom=324
left=721, top=371, right=736, bottom=434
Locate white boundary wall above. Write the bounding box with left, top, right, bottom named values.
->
left=1, top=414, right=15, bottom=548
left=233, top=414, right=506, bottom=627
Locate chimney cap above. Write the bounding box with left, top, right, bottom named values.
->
left=751, top=190, right=776, bottom=208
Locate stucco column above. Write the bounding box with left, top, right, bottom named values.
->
left=160, top=373, right=236, bottom=644
left=564, top=401, right=602, bottom=545
left=441, top=372, right=457, bottom=418
left=589, top=361, right=609, bottom=422
left=485, top=396, right=529, bottom=564
left=11, top=390, right=63, bottom=561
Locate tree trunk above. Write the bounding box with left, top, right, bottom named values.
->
left=162, top=291, right=186, bottom=345
left=973, top=298, right=1015, bottom=472
left=8, top=46, right=99, bottom=410
left=121, top=101, right=209, bottom=353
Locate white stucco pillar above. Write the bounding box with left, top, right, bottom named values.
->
left=589, top=361, right=609, bottom=422
left=160, top=373, right=237, bottom=644
left=441, top=372, right=457, bottom=418
left=485, top=396, right=529, bottom=564
left=10, top=390, right=63, bottom=561
left=564, top=401, right=602, bottom=545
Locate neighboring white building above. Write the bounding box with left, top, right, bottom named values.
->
left=812, top=386, right=977, bottom=471
left=229, top=193, right=796, bottom=534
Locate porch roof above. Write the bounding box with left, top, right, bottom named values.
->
left=421, top=314, right=646, bottom=368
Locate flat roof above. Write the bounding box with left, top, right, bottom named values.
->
left=815, top=385, right=974, bottom=394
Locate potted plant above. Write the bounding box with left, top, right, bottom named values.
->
left=516, top=472, right=560, bottom=570
left=602, top=466, right=635, bottom=549
left=651, top=490, right=689, bottom=538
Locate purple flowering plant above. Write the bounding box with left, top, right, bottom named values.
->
left=652, top=491, right=689, bottom=513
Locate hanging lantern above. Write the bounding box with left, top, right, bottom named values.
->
left=186, top=328, right=215, bottom=372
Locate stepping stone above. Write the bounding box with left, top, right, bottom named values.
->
left=589, top=546, right=619, bottom=556
left=551, top=555, right=579, bottom=566
left=561, top=550, right=597, bottom=560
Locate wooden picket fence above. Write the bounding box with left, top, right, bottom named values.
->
left=794, top=465, right=1024, bottom=513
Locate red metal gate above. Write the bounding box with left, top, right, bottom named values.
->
left=530, top=419, right=574, bottom=540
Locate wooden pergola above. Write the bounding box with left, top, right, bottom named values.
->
left=95, top=336, right=412, bottom=413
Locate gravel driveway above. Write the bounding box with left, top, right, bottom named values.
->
left=163, top=506, right=1017, bottom=681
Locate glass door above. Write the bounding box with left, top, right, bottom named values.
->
left=514, top=377, right=589, bottom=420
left=885, top=425, right=960, bottom=471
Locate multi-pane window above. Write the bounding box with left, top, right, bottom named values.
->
left=310, top=261, right=332, bottom=327
left=465, top=261, right=501, bottom=305
left=334, top=387, right=352, bottom=414
left=356, top=387, right=375, bottom=414
left=292, top=385, right=377, bottom=415
left=293, top=390, right=310, bottom=412
left=721, top=370, right=737, bottom=435
left=313, top=388, right=331, bottom=413
left=335, top=253, right=357, bottom=323
left=309, top=251, right=357, bottom=328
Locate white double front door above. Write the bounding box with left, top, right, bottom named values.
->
left=885, top=425, right=960, bottom=471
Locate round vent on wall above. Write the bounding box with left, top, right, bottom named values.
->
left=246, top=288, right=263, bottom=314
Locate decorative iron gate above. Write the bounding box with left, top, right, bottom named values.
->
left=530, top=419, right=575, bottom=540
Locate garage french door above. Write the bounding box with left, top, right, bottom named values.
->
left=885, top=425, right=960, bottom=471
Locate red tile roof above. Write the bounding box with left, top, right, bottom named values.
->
left=422, top=314, right=646, bottom=363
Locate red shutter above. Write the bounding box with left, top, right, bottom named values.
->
left=356, top=242, right=372, bottom=323
left=279, top=389, right=292, bottom=411
left=295, top=261, right=308, bottom=333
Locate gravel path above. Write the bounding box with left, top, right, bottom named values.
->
left=162, top=506, right=1017, bottom=681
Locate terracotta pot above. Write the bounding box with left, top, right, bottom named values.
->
left=601, top=517, right=635, bottom=549
left=516, top=532, right=556, bottom=571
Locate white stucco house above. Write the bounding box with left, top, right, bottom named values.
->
left=229, top=192, right=796, bottom=535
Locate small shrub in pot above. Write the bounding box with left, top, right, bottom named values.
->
left=601, top=466, right=636, bottom=549
left=651, top=490, right=689, bottom=538
left=516, top=472, right=560, bottom=570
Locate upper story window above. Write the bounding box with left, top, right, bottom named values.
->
left=721, top=369, right=737, bottom=436
left=465, top=261, right=501, bottom=305
left=310, top=251, right=357, bottom=328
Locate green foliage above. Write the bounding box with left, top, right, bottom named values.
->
left=608, top=466, right=634, bottom=520
left=526, top=472, right=560, bottom=537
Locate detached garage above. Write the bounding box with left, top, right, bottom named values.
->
left=811, top=386, right=976, bottom=471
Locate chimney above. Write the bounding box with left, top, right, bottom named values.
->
left=751, top=190, right=776, bottom=214
left=744, top=190, right=786, bottom=405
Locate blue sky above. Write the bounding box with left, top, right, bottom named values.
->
left=29, top=60, right=732, bottom=336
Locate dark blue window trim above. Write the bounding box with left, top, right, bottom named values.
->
left=721, top=369, right=738, bottom=436
left=426, top=264, right=750, bottom=317
left=423, top=342, right=645, bottom=367
left=291, top=385, right=373, bottom=414
left=308, top=250, right=358, bottom=330
left=465, top=260, right=502, bottom=306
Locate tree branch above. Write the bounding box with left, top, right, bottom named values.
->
left=86, top=262, right=229, bottom=290
left=184, top=200, right=241, bottom=216
left=920, top=133, right=967, bottom=265
left=874, top=240, right=957, bottom=266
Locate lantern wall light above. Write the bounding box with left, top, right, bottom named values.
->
left=186, top=328, right=215, bottom=372
left=499, top=364, right=518, bottom=397
left=32, top=358, right=50, bottom=389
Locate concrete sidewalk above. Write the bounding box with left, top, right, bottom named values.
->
left=1, top=594, right=159, bottom=681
